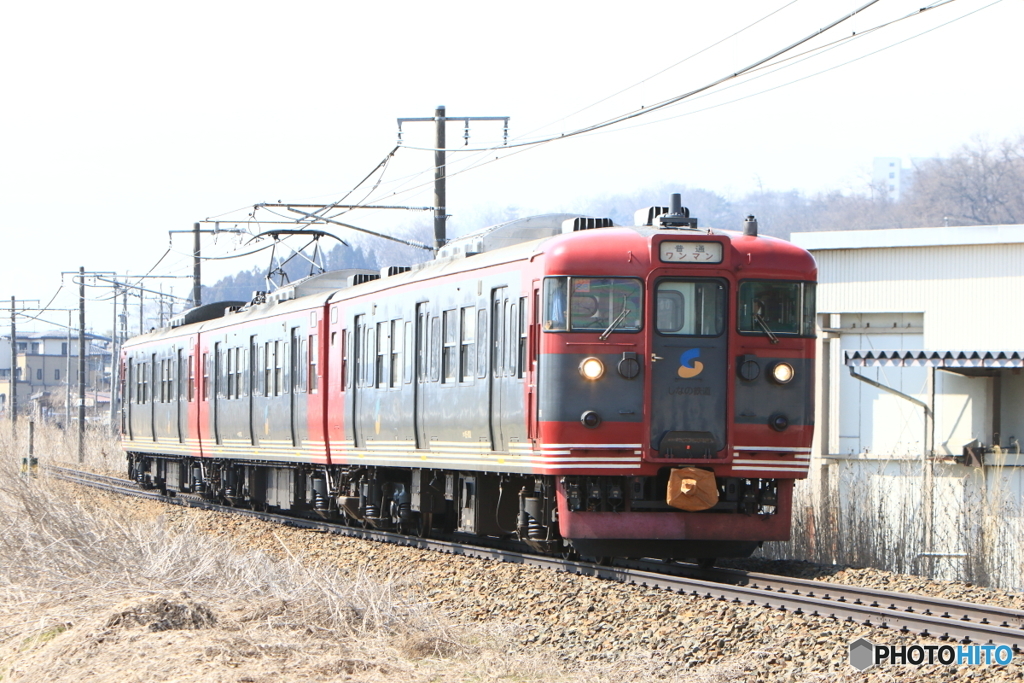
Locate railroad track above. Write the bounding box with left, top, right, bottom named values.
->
left=47, top=464, right=1024, bottom=650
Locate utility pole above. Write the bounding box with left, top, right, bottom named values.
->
left=434, top=105, right=446, bottom=252
left=169, top=224, right=246, bottom=309
left=78, top=266, right=86, bottom=462
left=9, top=296, right=15, bottom=426
left=66, top=310, right=72, bottom=429
left=4, top=297, right=40, bottom=427
left=110, top=283, right=119, bottom=432
left=397, top=106, right=509, bottom=252
left=193, top=222, right=201, bottom=307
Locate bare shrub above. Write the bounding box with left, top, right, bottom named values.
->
left=761, top=456, right=1024, bottom=590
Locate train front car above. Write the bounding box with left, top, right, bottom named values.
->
left=534, top=205, right=816, bottom=561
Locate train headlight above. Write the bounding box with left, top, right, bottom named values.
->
left=579, top=357, right=605, bottom=380
left=770, top=362, right=794, bottom=384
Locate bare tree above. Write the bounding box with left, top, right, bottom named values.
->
left=901, top=136, right=1024, bottom=226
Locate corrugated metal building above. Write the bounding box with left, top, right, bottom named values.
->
left=787, top=226, right=1024, bottom=588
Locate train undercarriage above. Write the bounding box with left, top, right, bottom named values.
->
left=127, top=453, right=779, bottom=562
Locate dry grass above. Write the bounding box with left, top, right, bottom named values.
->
left=0, top=422, right=747, bottom=682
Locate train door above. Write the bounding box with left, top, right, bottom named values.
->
left=648, top=278, right=728, bottom=458
left=352, top=315, right=365, bottom=449
left=489, top=288, right=510, bottom=450
left=414, top=303, right=427, bottom=449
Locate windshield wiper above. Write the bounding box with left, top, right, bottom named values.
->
left=599, top=307, right=631, bottom=341
left=754, top=313, right=779, bottom=344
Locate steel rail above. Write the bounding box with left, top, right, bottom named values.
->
left=46, top=465, right=1024, bottom=649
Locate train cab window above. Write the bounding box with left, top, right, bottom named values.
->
left=543, top=277, right=642, bottom=332
left=737, top=281, right=816, bottom=338
left=543, top=278, right=567, bottom=330
left=656, top=280, right=726, bottom=336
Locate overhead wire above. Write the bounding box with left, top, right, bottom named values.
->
left=357, top=0, right=983, bottom=211
left=393, top=0, right=963, bottom=156
left=593, top=0, right=999, bottom=136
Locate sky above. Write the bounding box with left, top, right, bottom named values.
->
left=1, top=0, right=1022, bottom=334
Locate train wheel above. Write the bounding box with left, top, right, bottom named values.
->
left=417, top=512, right=433, bottom=539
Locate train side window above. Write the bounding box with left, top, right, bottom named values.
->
left=127, top=359, right=134, bottom=404
left=340, top=329, right=348, bottom=391
left=509, top=302, right=517, bottom=377
left=459, top=306, right=474, bottom=382
left=187, top=354, right=194, bottom=402
left=203, top=353, right=210, bottom=401
left=273, top=341, right=282, bottom=395
left=365, top=326, right=375, bottom=388
left=308, top=334, right=318, bottom=393
left=390, top=320, right=402, bottom=388
left=297, top=336, right=307, bottom=394
left=442, top=309, right=457, bottom=384
left=518, top=297, right=527, bottom=379
left=416, top=305, right=428, bottom=383
left=376, top=322, right=387, bottom=389
left=403, top=320, right=413, bottom=385
left=265, top=342, right=273, bottom=396
left=226, top=348, right=235, bottom=399
left=476, top=309, right=488, bottom=379
left=284, top=340, right=292, bottom=394
left=241, top=347, right=249, bottom=398
left=178, top=350, right=185, bottom=401
left=429, top=316, right=440, bottom=382
left=492, top=296, right=505, bottom=377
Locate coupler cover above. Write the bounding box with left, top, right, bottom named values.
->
left=666, top=467, right=719, bottom=511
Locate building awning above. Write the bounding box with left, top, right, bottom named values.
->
left=845, top=350, right=1024, bottom=368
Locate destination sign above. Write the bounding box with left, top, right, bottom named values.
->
left=659, top=241, right=723, bottom=263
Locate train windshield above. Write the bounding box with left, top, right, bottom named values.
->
left=655, top=279, right=726, bottom=336
left=543, top=277, right=642, bottom=332
left=737, top=280, right=816, bottom=338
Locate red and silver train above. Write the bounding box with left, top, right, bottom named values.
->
left=121, top=196, right=816, bottom=562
